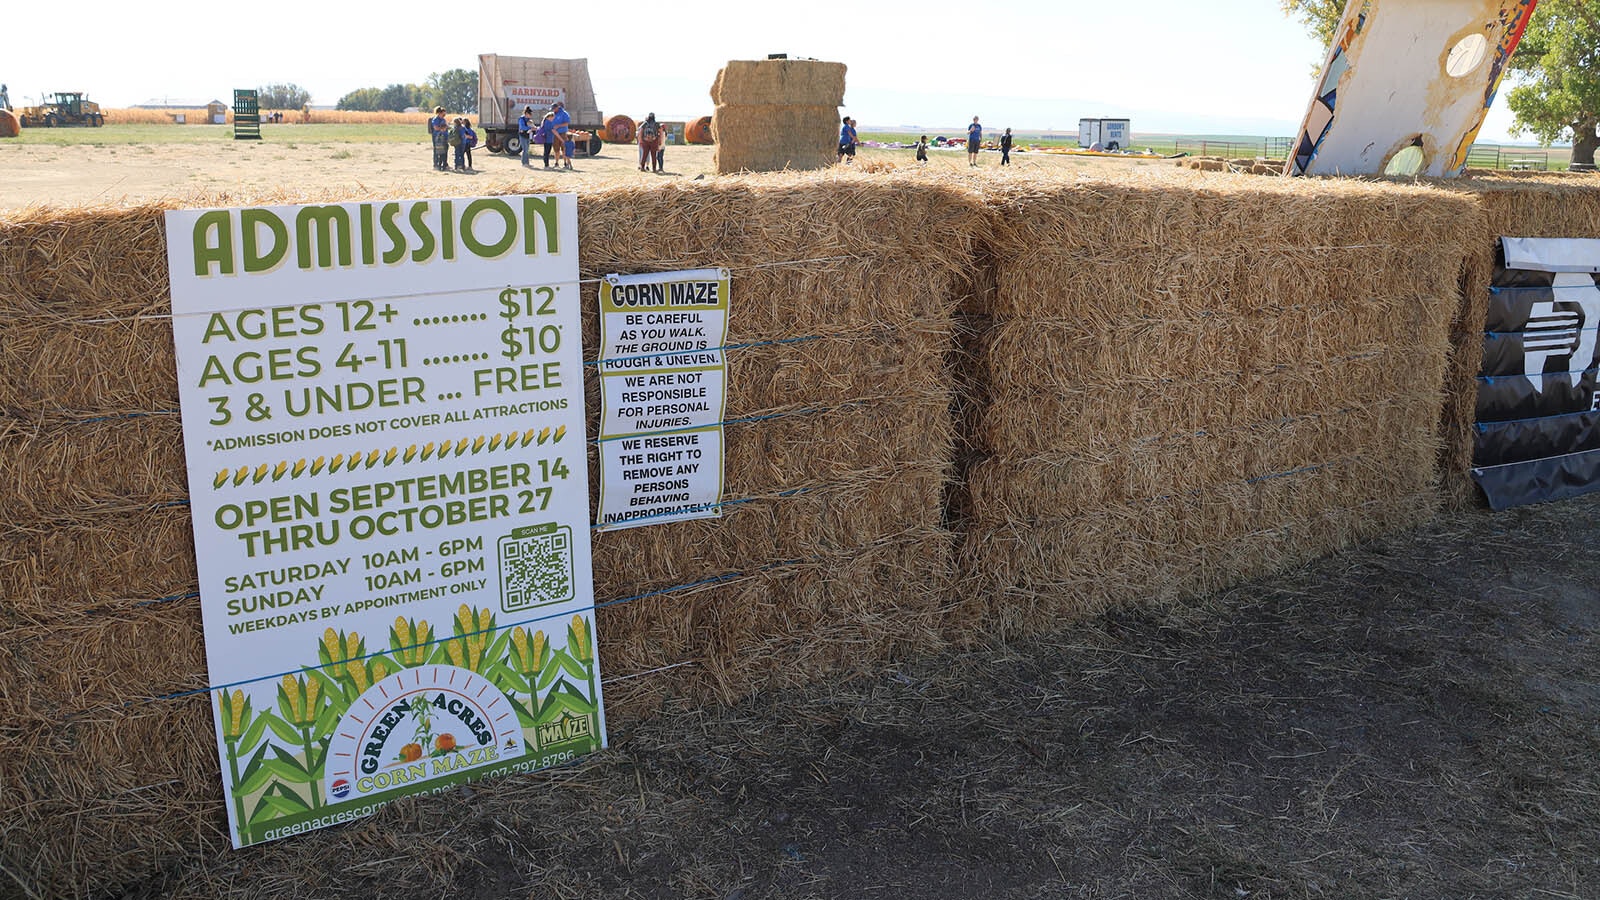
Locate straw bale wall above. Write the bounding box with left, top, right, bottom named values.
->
left=710, top=60, right=845, bottom=174
left=10, top=167, right=1600, bottom=896
left=951, top=170, right=1483, bottom=637
left=0, top=173, right=981, bottom=896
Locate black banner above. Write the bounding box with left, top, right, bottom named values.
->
left=1475, top=367, right=1599, bottom=421
left=1472, top=239, right=1600, bottom=507
left=1474, top=409, right=1600, bottom=467
left=1474, top=447, right=1600, bottom=511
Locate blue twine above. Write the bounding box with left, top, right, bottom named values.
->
left=1475, top=407, right=1600, bottom=429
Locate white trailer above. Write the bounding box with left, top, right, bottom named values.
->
left=1078, top=117, right=1131, bottom=151
left=478, top=54, right=605, bottom=156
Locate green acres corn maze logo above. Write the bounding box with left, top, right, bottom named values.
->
left=326, top=665, right=519, bottom=801
left=215, top=607, right=600, bottom=845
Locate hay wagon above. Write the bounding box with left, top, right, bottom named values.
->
left=477, top=54, right=605, bottom=158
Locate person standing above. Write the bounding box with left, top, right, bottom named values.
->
left=551, top=101, right=572, bottom=170
left=967, top=116, right=982, bottom=167
left=838, top=115, right=857, bottom=164
left=462, top=118, right=478, bottom=171
left=1000, top=127, right=1013, bottom=166
left=517, top=105, right=535, bottom=167
left=638, top=113, right=664, bottom=172
left=915, top=134, right=929, bottom=165
left=429, top=106, right=449, bottom=171
left=535, top=112, right=556, bottom=169
left=449, top=117, right=466, bottom=171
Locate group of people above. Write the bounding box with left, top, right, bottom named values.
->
left=637, top=113, right=666, bottom=173
left=426, top=99, right=669, bottom=175
left=965, top=117, right=1014, bottom=166
left=845, top=115, right=1016, bottom=167
left=837, top=116, right=859, bottom=163
left=428, top=106, right=479, bottom=172
left=517, top=101, right=575, bottom=170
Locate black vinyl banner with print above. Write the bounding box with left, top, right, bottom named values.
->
left=1472, top=239, right=1600, bottom=509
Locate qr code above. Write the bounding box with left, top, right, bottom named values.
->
left=498, top=523, right=575, bottom=613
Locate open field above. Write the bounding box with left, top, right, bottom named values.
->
left=0, top=124, right=1166, bottom=210
left=1, top=124, right=1571, bottom=210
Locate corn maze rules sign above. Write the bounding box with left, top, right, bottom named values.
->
left=164, top=195, right=606, bottom=848
left=595, top=269, right=730, bottom=530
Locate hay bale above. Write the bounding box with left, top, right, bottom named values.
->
left=709, top=59, right=847, bottom=107
left=708, top=59, right=846, bottom=175
left=711, top=105, right=841, bottom=174
left=686, top=115, right=714, bottom=145
left=952, top=170, right=1481, bottom=640
left=604, top=114, right=635, bottom=143
left=957, top=474, right=1439, bottom=640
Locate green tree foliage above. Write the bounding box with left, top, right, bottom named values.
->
left=257, top=83, right=311, bottom=110
left=335, top=83, right=423, bottom=112
left=1279, top=0, right=1346, bottom=47
left=1504, top=0, right=1600, bottom=164
left=379, top=83, right=421, bottom=112
left=421, top=69, right=477, bottom=115
left=335, top=87, right=385, bottom=112
left=1281, top=0, right=1600, bottom=165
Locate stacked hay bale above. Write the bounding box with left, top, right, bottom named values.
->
left=710, top=59, right=845, bottom=174
left=581, top=173, right=978, bottom=710
left=0, top=173, right=982, bottom=896
left=0, top=207, right=211, bottom=898
left=1434, top=174, right=1600, bottom=505
left=952, top=169, right=1482, bottom=640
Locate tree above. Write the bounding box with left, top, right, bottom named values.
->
left=1281, top=0, right=1600, bottom=166
left=258, top=83, right=311, bottom=110
left=336, top=87, right=385, bottom=112
left=422, top=69, right=477, bottom=115
left=1504, top=1, right=1600, bottom=166
left=377, top=83, right=421, bottom=112
left=1279, top=0, right=1344, bottom=47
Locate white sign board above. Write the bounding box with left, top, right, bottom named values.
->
left=596, top=268, right=729, bottom=530
left=165, top=195, right=605, bottom=848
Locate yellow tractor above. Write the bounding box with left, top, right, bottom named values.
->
left=19, top=92, right=105, bottom=128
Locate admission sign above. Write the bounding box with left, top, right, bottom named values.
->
left=165, top=195, right=605, bottom=848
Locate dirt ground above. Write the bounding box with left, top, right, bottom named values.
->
left=104, top=494, right=1598, bottom=900
left=0, top=136, right=1138, bottom=211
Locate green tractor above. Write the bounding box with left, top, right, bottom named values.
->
left=19, top=92, right=105, bottom=128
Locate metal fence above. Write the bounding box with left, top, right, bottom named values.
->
left=1463, top=144, right=1570, bottom=172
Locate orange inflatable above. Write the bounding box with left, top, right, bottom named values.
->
left=686, top=115, right=713, bottom=145
left=0, top=110, right=20, bottom=139
left=605, top=114, right=635, bottom=143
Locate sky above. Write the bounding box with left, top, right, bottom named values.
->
left=6, top=0, right=1528, bottom=142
